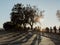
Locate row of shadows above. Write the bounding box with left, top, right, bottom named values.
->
left=0, top=31, right=27, bottom=44
left=0, top=30, right=41, bottom=45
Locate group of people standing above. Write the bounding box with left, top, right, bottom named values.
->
left=45, top=26, right=60, bottom=34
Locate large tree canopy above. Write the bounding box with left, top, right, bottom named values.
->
left=3, top=3, right=44, bottom=31
left=10, top=3, right=40, bottom=29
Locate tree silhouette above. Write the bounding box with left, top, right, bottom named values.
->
left=3, top=22, right=16, bottom=31
left=11, top=3, right=25, bottom=25
left=3, top=3, right=43, bottom=31
left=11, top=3, right=38, bottom=30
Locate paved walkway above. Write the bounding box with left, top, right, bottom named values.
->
left=0, top=30, right=60, bottom=45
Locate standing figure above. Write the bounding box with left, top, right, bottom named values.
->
left=37, top=27, right=41, bottom=45
left=53, top=26, right=57, bottom=33
left=45, top=27, right=49, bottom=33
left=50, top=27, right=52, bottom=33
left=58, top=26, right=60, bottom=34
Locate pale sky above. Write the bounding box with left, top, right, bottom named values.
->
left=0, top=0, right=60, bottom=28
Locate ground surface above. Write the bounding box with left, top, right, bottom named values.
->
left=0, top=30, right=60, bottom=45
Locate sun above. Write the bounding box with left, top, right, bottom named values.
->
left=39, top=18, right=44, bottom=23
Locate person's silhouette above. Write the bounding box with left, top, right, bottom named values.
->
left=53, top=26, right=57, bottom=33
left=58, top=26, right=60, bottom=34
left=50, top=27, right=52, bottom=33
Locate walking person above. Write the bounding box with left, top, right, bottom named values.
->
left=36, top=27, right=41, bottom=45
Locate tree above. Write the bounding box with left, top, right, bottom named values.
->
left=10, top=3, right=25, bottom=24
left=3, top=3, right=43, bottom=31
left=56, top=10, right=60, bottom=21
left=24, top=5, right=37, bottom=29
left=3, top=22, right=16, bottom=31
left=10, top=3, right=39, bottom=30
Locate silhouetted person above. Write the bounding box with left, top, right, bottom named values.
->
left=45, top=27, right=49, bottom=33
left=37, top=27, right=41, bottom=45
left=53, top=26, right=57, bottom=33
left=50, top=27, right=52, bottom=33
left=58, top=26, right=60, bottom=34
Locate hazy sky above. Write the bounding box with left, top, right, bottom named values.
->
left=0, top=0, right=60, bottom=28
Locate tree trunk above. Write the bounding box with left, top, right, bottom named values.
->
left=30, top=22, right=33, bottom=30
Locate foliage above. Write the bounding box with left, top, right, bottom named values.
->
left=10, top=3, right=39, bottom=29
left=3, top=22, right=15, bottom=31
left=3, top=3, right=44, bottom=31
